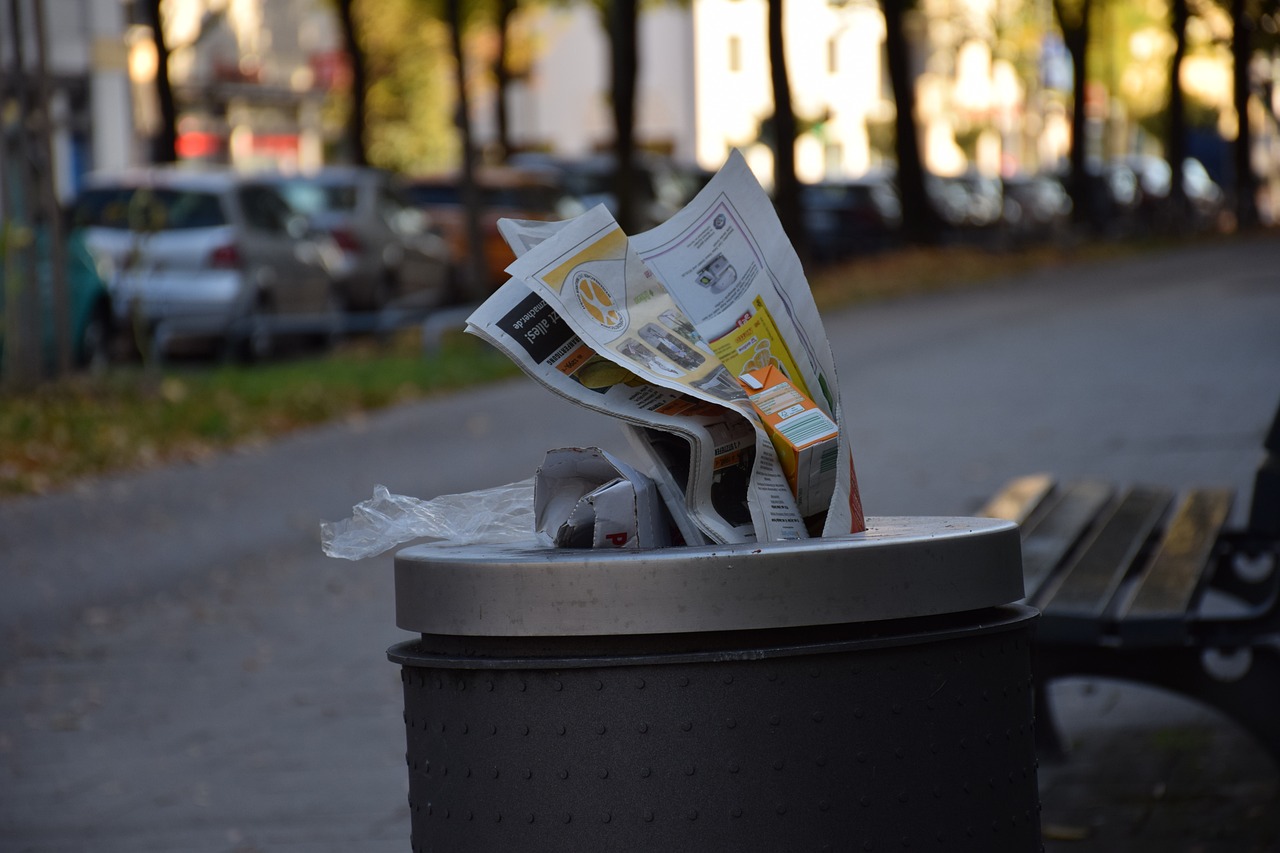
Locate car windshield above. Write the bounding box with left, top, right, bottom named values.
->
left=403, top=184, right=457, bottom=206
left=404, top=181, right=560, bottom=211
left=71, top=188, right=227, bottom=230
left=805, top=184, right=873, bottom=204
left=277, top=183, right=358, bottom=214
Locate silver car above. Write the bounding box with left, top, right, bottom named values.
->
left=71, top=168, right=341, bottom=359
left=257, top=167, right=455, bottom=313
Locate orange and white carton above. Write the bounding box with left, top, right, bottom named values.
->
left=739, top=365, right=839, bottom=519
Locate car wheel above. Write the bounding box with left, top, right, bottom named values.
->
left=231, top=295, right=276, bottom=363
left=441, top=263, right=466, bottom=307
left=247, top=310, right=275, bottom=361
left=318, top=287, right=347, bottom=350
left=373, top=271, right=398, bottom=311
left=78, top=301, right=115, bottom=373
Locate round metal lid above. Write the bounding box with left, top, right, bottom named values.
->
left=393, top=516, right=1023, bottom=637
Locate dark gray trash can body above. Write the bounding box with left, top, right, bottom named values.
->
left=388, top=516, right=1041, bottom=852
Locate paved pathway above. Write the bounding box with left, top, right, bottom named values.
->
left=2, top=235, right=1278, bottom=851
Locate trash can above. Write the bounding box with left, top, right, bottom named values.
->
left=388, top=516, right=1041, bottom=852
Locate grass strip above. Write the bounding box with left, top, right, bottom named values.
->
left=0, top=231, right=1238, bottom=499
left=0, top=333, right=518, bottom=497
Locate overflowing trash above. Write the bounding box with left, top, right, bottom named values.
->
left=322, top=150, right=863, bottom=559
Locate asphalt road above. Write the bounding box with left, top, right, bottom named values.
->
left=1, top=235, right=1278, bottom=851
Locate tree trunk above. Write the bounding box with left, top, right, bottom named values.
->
left=1053, top=0, right=1093, bottom=230
left=1167, top=0, right=1189, bottom=226
left=882, top=2, right=941, bottom=245
left=768, top=0, right=804, bottom=257
left=493, top=0, right=516, bottom=162
left=142, top=0, right=177, bottom=163
left=607, top=0, right=639, bottom=233
left=32, top=0, right=70, bottom=375
left=447, top=0, right=485, bottom=300
left=335, top=0, right=369, bottom=166
left=1231, top=0, right=1259, bottom=229
left=2, top=0, right=42, bottom=387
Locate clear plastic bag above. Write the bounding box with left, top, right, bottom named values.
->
left=320, top=479, right=548, bottom=560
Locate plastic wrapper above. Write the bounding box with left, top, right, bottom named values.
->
left=320, top=479, right=547, bottom=560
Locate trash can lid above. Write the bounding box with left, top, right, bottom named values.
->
left=394, top=516, right=1023, bottom=637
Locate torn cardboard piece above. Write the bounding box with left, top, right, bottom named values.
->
left=534, top=447, right=673, bottom=549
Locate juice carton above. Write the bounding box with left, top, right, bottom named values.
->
left=739, top=365, right=839, bottom=519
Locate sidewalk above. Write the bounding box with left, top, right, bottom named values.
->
left=2, top=236, right=1278, bottom=851
left=1037, top=677, right=1279, bottom=852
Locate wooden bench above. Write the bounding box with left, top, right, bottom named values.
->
left=979, top=405, right=1280, bottom=765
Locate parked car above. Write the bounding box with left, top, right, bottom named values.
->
left=0, top=226, right=115, bottom=375
left=1118, top=154, right=1225, bottom=232
left=1000, top=173, right=1073, bottom=242
left=508, top=152, right=702, bottom=232
left=402, top=166, right=578, bottom=299
left=256, top=166, right=455, bottom=312
left=70, top=167, right=340, bottom=359
left=927, top=171, right=1003, bottom=231
left=800, top=173, right=901, bottom=262
left=1050, top=162, right=1141, bottom=235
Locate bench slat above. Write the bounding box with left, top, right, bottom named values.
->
left=1116, top=488, right=1234, bottom=646
left=1016, top=480, right=1114, bottom=599
left=978, top=473, right=1054, bottom=525
left=1034, top=486, right=1173, bottom=643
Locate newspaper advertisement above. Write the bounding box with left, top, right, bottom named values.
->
left=471, top=149, right=865, bottom=544
left=501, top=203, right=811, bottom=543
left=628, top=149, right=865, bottom=535
left=472, top=216, right=771, bottom=545
left=467, top=277, right=764, bottom=545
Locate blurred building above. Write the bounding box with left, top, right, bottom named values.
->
left=483, top=0, right=890, bottom=184
left=483, top=0, right=1055, bottom=185
left=3, top=0, right=136, bottom=202
left=156, top=0, right=342, bottom=171
left=14, top=0, right=1271, bottom=210
left=480, top=5, right=697, bottom=168
left=6, top=0, right=345, bottom=202
left=22, top=0, right=1006, bottom=190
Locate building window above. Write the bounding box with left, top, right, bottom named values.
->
left=728, top=36, right=741, bottom=72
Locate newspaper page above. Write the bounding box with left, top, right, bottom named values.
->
left=501, top=204, right=810, bottom=543
left=475, top=216, right=760, bottom=545
left=467, top=277, right=763, bottom=545
left=628, top=149, right=865, bottom=535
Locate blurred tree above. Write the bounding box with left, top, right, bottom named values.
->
left=600, top=0, right=641, bottom=233
left=1230, top=0, right=1259, bottom=228
left=142, top=0, right=178, bottom=163
left=357, top=0, right=454, bottom=172
left=1167, top=0, right=1190, bottom=222
left=881, top=2, right=943, bottom=245
left=1099, top=3, right=1170, bottom=163
left=3, top=0, right=74, bottom=384
left=1222, top=0, right=1280, bottom=228
left=3, top=0, right=43, bottom=387
left=334, top=0, right=370, bottom=165
left=768, top=0, right=804, bottom=257
left=579, top=0, right=687, bottom=232
left=492, top=0, right=519, bottom=161
left=443, top=0, right=487, bottom=300
left=1052, top=0, right=1094, bottom=228
left=989, top=0, right=1054, bottom=171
